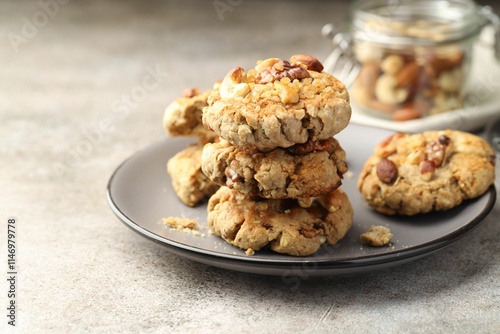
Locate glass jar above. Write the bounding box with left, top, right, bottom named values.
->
left=327, top=0, right=500, bottom=121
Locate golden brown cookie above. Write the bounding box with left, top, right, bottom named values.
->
left=163, top=88, right=218, bottom=143
left=202, top=55, right=351, bottom=151
left=357, top=130, right=496, bottom=215
left=201, top=137, right=348, bottom=199
left=207, top=186, right=353, bottom=256
left=167, top=143, right=219, bottom=207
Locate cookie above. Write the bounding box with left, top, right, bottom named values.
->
left=357, top=130, right=496, bottom=215
left=202, top=55, right=351, bottom=151
left=163, top=88, right=218, bottom=143
left=201, top=137, right=348, bottom=199
left=207, top=186, right=353, bottom=256
left=167, top=143, right=220, bottom=207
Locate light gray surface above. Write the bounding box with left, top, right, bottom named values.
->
left=2, top=0, right=499, bottom=333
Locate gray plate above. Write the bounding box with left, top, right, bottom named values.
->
left=107, top=124, right=496, bottom=276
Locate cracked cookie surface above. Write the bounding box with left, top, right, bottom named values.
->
left=202, top=56, right=351, bottom=151
left=207, top=186, right=353, bottom=256
left=201, top=137, right=347, bottom=199
left=357, top=130, right=496, bottom=215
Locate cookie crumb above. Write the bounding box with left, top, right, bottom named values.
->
left=162, top=217, right=203, bottom=236
left=245, top=248, right=255, bottom=256
left=360, top=225, right=393, bottom=246
left=345, top=171, right=355, bottom=179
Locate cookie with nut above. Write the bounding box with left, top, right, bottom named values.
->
left=200, top=55, right=354, bottom=256
left=357, top=130, right=496, bottom=215
left=203, top=54, right=351, bottom=152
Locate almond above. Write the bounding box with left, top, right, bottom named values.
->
left=396, top=61, right=419, bottom=88
left=392, top=107, right=422, bottom=121
left=425, top=51, right=464, bottom=75
left=356, top=62, right=380, bottom=99
left=368, top=99, right=397, bottom=113
left=289, top=54, right=324, bottom=72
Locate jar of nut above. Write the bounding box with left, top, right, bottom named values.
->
left=326, top=0, right=500, bottom=121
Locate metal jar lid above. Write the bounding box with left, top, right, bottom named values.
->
left=322, top=0, right=500, bottom=85
left=349, top=0, right=489, bottom=46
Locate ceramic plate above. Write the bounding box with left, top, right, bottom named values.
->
left=107, top=124, right=496, bottom=276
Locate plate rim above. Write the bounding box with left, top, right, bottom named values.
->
left=106, top=128, right=497, bottom=275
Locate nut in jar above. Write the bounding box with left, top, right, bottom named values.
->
left=323, top=0, right=500, bottom=121
left=353, top=44, right=467, bottom=121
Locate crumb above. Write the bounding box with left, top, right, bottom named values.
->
left=162, top=217, right=204, bottom=236
left=163, top=217, right=197, bottom=230
left=245, top=248, right=255, bottom=256
left=345, top=170, right=355, bottom=179
left=360, top=225, right=393, bottom=246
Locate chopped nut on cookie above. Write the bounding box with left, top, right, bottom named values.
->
left=358, top=130, right=495, bottom=215
left=255, top=59, right=310, bottom=84
left=202, top=56, right=351, bottom=151
left=289, top=54, right=324, bottom=72
left=376, top=158, right=398, bottom=184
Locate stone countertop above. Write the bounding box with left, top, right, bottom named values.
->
left=2, top=0, right=499, bottom=332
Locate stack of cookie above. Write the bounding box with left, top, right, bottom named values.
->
left=162, top=88, right=219, bottom=207
left=201, top=55, right=354, bottom=256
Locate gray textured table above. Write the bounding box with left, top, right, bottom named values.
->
left=2, top=0, right=499, bottom=332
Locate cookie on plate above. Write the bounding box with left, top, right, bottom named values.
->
left=207, top=186, right=353, bottom=256
left=163, top=88, right=218, bottom=143
left=357, top=130, right=496, bottom=215
left=201, top=137, right=348, bottom=199
left=202, top=55, right=351, bottom=151
left=167, top=143, right=220, bottom=207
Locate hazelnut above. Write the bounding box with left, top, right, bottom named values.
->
left=438, top=134, right=451, bottom=146
left=376, top=158, right=398, bottom=184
